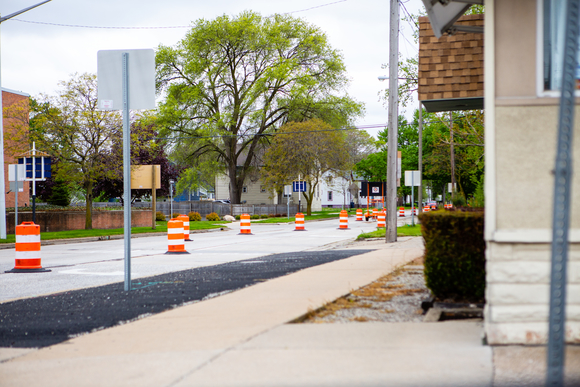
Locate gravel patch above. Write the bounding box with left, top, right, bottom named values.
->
left=301, top=257, right=431, bottom=323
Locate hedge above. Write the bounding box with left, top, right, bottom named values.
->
left=419, top=209, right=485, bottom=302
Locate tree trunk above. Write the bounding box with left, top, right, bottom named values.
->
left=228, top=162, right=242, bottom=204
left=85, top=180, right=93, bottom=230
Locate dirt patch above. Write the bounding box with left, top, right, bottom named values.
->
left=299, top=257, right=430, bottom=323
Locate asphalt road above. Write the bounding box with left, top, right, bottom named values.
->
left=0, top=249, right=370, bottom=348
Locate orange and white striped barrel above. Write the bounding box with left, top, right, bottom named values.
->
left=295, top=213, right=305, bottom=231
left=377, top=210, right=386, bottom=228
left=239, top=214, right=252, bottom=235
left=6, top=222, right=50, bottom=273
left=338, top=210, right=349, bottom=230
left=413, top=207, right=419, bottom=216
left=356, top=208, right=363, bottom=221
left=423, top=205, right=430, bottom=213
left=372, top=208, right=378, bottom=218
left=399, top=207, right=405, bottom=217
left=177, top=214, right=192, bottom=241
left=166, top=218, right=189, bottom=254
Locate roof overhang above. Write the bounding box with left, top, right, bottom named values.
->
left=421, top=0, right=484, bottom=38
left=421, top=97, right=484, bottom=112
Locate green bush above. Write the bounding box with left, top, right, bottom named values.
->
left=206, top=212, right=220, bottom=221
left=235, top=215, right=241, bottom=220
left=171, top=213, right=181, bottom=219
left=261, top=214, right=269, bottom=219
left=250, top=214, right=259, bottom=220
left=419, top=209, right=485, bottom=302
left=188, top=211, right=202, bottom=221
left=48, top=178, right=71, bottom=207
left=155, top=211, right=166, bottom=221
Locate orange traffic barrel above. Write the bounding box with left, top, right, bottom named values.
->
left=177, top=214, right=192, bottom=241
left=372, top=208, right=378, bottom=218
left=295, top=213, right=306, bottom=231
left=377, top=210, right=386, bottom=228
left=6, top=222, right=50, bottom=273
left=239, top=214, right=252, bottom=235
left=166, top=218, right=190, bottom=254
left=356, top=208, right=363, bottom=221
left=399, top=207, right=405, bottom=217
left=338, top=210, right=349, bottom=230
left=423, top=205, right=430, bottom=213
left=413, top=207, right=418, bottom=216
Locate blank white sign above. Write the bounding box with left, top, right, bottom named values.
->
left=97, top=49, right=155, bottom=110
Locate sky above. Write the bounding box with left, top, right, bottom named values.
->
left=0, top=0, right=424, bottom=138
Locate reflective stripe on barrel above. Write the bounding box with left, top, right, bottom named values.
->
left=295, top=213, right=305, bottom=231
left=239, top=214, right=252, bottom=234
left=339, top=210, right=349, bottom=229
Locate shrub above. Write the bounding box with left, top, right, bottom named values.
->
left=48, top=178, right=70, bottom=207
left=171, top=213, right=181, bottom=219
left=188, top=211, right=202, bottom=221
left=235, top=215, right=241, bottom=220
left=250, top=214, right=259, bottom=220
left=419, top=209, right=485, bottom=302
left=206, top=212, right=220, bottom=221
left=261, top=214, right=269, bottom=219
left=155, top=211, right=166, bottom=221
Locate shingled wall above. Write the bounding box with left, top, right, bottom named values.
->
left=418, top=14, right=484, bottom=101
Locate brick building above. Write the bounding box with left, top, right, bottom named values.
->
left=2, top=88, right=31, bottom=208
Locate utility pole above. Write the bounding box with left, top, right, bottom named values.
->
left=385, top=0, right=399, bottom=243
left=418, top=103, right=423, bottom=214
left=450, top=111, right=456, bottom=200
left=0, top=0, right=52, bottom=239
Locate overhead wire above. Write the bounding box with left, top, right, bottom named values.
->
left=9, top=0, right=350, bottom=29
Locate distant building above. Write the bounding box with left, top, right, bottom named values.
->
left=2, top=88, right=31, bottom=208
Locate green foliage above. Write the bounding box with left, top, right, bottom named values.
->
left=468, top=175, right=485, bottom=208
left=155, top=211, right=166, bottom=221
left=47, top=178, right=71, bottom=207
left=206, top=212, right=220, bottom=221
left=235, top=215, right=241, bottom=220
left=156, top=11, right=362, bottom=204
left=452, top=194, right=467, bottom=207
left=419, top=210, right=485, bottom=302
left=261, top=119, right=350, bottom=216
left=261, top=214, right=269, bottom=219
left=250, top=215, right=260, bottom=220
left=171, top=213, right=181, bottom=219
left=188, top=211, right=202, bottom=221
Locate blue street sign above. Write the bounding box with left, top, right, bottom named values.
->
left=18, top=157, right=51, bottom=179
left=293, top=181, right=306, bottom=192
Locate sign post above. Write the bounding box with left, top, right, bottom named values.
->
left=98, top=49, right=155, bottom=291
left=293, top=175, right=306, bottom=213
left=405, top=171, right=421, bottom=226
left=8, top=164, right=25, bottom=227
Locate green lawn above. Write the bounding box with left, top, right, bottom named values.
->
left=356, top=224, right=422, bottom=240
left=0, top=221, right=226, bottom=244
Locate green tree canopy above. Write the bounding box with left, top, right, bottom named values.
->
left=31, top=73, right=122, bottom=229
left=156, top=11, right=363, bottom=203
left=261, top=119, right=349, bottom=215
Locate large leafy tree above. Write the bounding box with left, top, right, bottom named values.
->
left=31, top=73, right=122, bottom=229
left=261, top=119, right=349, bottom=215
left=156, top=11, right=362, bottom=203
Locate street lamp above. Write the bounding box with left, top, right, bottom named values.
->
left=0, top=0, right=52, bottom=239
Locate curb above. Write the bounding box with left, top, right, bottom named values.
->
left=0, top=227, right=230, bottom=250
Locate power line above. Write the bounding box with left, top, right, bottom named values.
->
left=9, top=1, right=349, bottom=29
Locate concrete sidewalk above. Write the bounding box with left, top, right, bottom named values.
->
left=0, top=237, right=494, bottom=387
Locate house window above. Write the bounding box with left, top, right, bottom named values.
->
left=328, top=191, right=333, bottom=201
left=260, top=186, right=266, bottom=193
left=542, top=0, right=580, bottom=91
left=242, top=186, right=248, bottom=193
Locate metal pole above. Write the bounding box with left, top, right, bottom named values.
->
left=411, top=172, right=414, bottom=226
left=14, top=165, right=18, bottom=226
left=152, top=166, right=156, bottom=230
left=386, top=0, right=399, bottom=243
left=122, top=53, right=131, bottom=292
left=450, top=111, right=456, bottom=199
left=0, top=0, right=53, bottom=241
left=547, top=0, right=578, bottom=384
left=418, top=104, right=423, bottom=215
left=32, top=142, right=36, bottom=223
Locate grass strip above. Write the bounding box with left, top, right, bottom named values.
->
left=356, top=224, right=422, bottom=240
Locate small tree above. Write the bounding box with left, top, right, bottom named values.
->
left=261, top=119, right=349, bottom=215
left=47, top=178, right=70, bottom=206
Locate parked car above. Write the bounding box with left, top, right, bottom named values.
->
left=214, top=199, right=231, bottom=204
